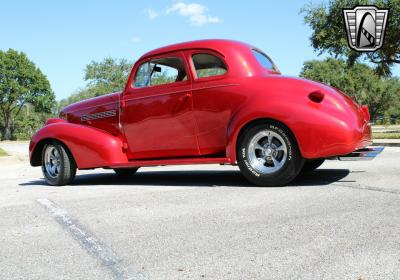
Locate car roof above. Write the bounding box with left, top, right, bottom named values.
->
left=139, top=39, right=253, bottom=59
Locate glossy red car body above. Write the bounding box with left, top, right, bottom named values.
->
left=30, top=39, right=372, bottom=170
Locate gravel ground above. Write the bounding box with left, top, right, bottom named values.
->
left=0, top=142, right=400, bottom=280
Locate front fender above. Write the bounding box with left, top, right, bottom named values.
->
left=30, top=120, right=127, bottom=169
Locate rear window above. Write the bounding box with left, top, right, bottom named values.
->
left=252, top=49, right=278, bottom=71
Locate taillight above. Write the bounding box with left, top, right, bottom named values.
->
left=308, top=91, right=324, bottom=103
left=361, top=105, right=370, bottom=122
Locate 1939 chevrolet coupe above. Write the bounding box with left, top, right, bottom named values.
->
left=29, top=39, right=383, bottom=186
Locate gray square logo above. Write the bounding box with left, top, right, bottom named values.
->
left=343, top=6, right=389, bottom=52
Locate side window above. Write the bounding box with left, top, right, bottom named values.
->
left=192, top=53, right=227, bottom=78
left=134, top=63, right=151, bottom=88
left=252, top=49, right=278, bottom=71
left=134, top=57, right=187, bottom=88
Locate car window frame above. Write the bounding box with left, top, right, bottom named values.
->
left=187, top=50, right=229, bottom=82
left=128, top=51, right=191, bottom=91
left=251, top=48, right=280, bottom=73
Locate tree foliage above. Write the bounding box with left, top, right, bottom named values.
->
left=0, top=49, right=55, bottom=140
left=300, top=58, right=400, bottom=120
left=58, top=58, right=133, bottom=110
left=85, top=58, right=132, bottom=91
left=302, top=0, right=400, bottom=76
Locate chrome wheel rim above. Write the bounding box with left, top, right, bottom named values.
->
left=44, top=145, right=61, bottom=178
left=248, top=130, right=288, bottom=174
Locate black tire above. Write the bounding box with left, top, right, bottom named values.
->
left=113, top=167, right=139, bottom=176
left=41, top=141, right=77, bottom=186
left=300, top=159, right=325, bottom=174
left=237, top=121, right=304, bottom=186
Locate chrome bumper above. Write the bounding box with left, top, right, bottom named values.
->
left=337, top=146, right=384, bottom=161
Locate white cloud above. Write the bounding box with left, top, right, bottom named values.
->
left=144, top=8, right=159, bottom=20
left=166, top=2, right=221, bottom=26
left=131, top=36, right=142, bottom=43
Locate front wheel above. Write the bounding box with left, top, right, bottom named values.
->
left=42, top=142, right=77, bottom=186
left=237, top=122, right=304, bottom=186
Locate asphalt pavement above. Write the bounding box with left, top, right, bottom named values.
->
left=1, top=142, right=400, bottom=280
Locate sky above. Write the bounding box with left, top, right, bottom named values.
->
left=1, top=0, right=398, bottom=100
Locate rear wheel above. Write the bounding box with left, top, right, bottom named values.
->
left=42, top=142, right=77, bottom=186
left=237, top=121, right=304, bottom=186
left=300, top=159, right=325, bottom=174
left=113, top=168, right=139, bottom=176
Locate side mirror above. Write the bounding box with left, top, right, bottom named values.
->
left=153, top=66, right=162, bottom=73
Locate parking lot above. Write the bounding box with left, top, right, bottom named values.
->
left=1, top=142, right=400, bottom=280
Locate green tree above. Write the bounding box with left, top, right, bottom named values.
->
left=387, top=88, right=400, bottom=121
left=12, top=105, right=52, bottom=140
left=300, top=58, right=400, bottom=120
left=84, top=57, right=133, bottom=95
left=0, top=49, right=55, bottom=140
left=302, top=0, right=400, bottom=76
left=58, top=58, right=133, bottom=110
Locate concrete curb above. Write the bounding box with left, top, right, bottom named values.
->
left=372, top=142, right=400, bottom=147
left=372, top=139, right=400, bottom=147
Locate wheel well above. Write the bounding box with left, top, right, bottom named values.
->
left=236, top=118, right=300, bottom=154
left=30, top=138, right=75, bottom=167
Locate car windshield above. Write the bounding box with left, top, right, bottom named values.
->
left=252, top=49, right=279, bottom=72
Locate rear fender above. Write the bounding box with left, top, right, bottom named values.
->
left=225, top=98, right=363, bottom=163
left=30, top=120, right=127, bottom=169
left=226, top=110, right=294, bottom=163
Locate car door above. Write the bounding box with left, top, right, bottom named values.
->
left=186, top=50, right=242, bottom=156
left=121, top=52, right=199, bottom=159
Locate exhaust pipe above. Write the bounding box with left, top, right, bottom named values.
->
left=337, top=146, right=384, bottom=161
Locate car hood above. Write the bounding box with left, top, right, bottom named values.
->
left=60, top=92, right=121, bottom=119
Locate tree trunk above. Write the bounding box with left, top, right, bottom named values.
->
left=2, top=116, right=12, bottom=140
left=3, top=127, right=12, bottom=140
left=369, top=108, right=378, bottom=124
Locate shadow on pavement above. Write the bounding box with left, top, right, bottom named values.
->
left=20, top=168, right=350, bottom=188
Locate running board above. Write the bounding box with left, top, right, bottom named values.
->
left=109, top=157, right=231, bottom=169
left=337, top=146, right=384, bottom=161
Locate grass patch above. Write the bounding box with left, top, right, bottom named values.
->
left=373, top=132, right=400, bottom=139
left=372, top=125, right=400, bottom=132
left=0, top=147, right=9, bottom=157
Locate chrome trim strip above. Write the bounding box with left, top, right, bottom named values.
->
left=81, top=109, right=117, bottom=122
left=124, top=89, right=190, bottom=102
left=124, top=83, right=240, bottom=102
left=192, top=83, right=240, bottom=92
left=70, top=84, right=240, bottom=112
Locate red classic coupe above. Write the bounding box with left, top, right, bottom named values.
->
left=29, top=39, right=383, bottom=186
